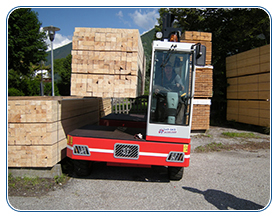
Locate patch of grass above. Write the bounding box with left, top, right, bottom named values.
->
left=194, top=141, right=270, bottom=153
left=8, top=173, right=69, bottom=197
left=192, top=133, right=212, bottom=139
left=22, top=176, right=42, bottom=186
left=194, top=142, right=227, bottom=153
left=222, top=132, right=258, bottom=138
left=54, top=174, right=69, bottom=185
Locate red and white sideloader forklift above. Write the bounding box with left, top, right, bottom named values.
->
left=66, top=14, right=206, bottom=180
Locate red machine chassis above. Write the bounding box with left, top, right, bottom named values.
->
left=67, top=112, right=191, bottom=168
left=66, top=128, right=191, bottom=168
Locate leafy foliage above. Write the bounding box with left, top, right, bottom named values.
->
left=8, top=8, right=48, bottom=96
left=55, top=54, right=72, bottom=96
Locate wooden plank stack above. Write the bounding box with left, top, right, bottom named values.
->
left=181, top=31, right=213, bottom=130
left=99, top=98, right=112, bottom=118
left=194, top=67, right=213, bottom=98
left=71, top=27, right=146, bottom=98
left=226, top=44, right=270, bottom=127
left=8, top=96, right=104, bottom=167
left=192, top=103, right=211, bottom=130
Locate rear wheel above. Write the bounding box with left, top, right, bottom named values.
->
left=168, top=166, right=184, bottom=180
left=73, top=160, right=92, bottom=177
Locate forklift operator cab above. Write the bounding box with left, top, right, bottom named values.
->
left=151, top=51, right=191, bottom=125
left=146, top=40, right=204, bottom=143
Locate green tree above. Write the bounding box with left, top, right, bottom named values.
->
left=43, top=82, right=60, bottom=96
left=156, top=8, right=270, bottom=122
left=8, top=8, right=48, bottom=96
left=55, top=54, right=72, bottom=96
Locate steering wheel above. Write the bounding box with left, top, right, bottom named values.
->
left=169, top=84, right=181, bottom=92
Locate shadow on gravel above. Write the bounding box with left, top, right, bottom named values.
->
left=182, top=187, right=265, bottom=210
left=68, top=162, right=170, bottom=183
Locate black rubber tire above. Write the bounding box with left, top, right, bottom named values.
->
left=73, top=160, right=91, bottom=177
left=168, top=166, right=184, bottom=181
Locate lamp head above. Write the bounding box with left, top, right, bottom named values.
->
left=43, top=25, right=60, bottom=42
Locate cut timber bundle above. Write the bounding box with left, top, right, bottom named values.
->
left=71, top=27, right=146, bottom=98
left=226, top=44, right=270, bottom=78
left=8, top=96, right=110, bottom=168
left=227, top=72, right=270, bottom=100
left=71, top=51, right=140, bottom=75
left=227, top=100, right=270, bottom=127
left=192, top=103, right=210, bottom=130
left=194, top=67, right=213, bottom=98
left=99, top=98, right=112, bottom=118
left=226, top=44, right=270, bottom=127
left=71, top=73, right=138, bottom=98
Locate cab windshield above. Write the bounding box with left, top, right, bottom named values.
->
left=150, top=50, right=193, bottom=126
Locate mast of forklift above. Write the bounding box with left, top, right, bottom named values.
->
left=161, top=13, right=182, bottom=42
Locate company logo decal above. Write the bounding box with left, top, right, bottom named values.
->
left=158, top=127, right=177, bottom=134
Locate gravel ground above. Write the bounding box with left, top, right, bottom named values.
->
left=191, top=126, right=270, bottom=150
left=7, top=126, right=271, bottom=211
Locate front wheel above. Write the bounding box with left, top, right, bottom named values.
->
left=73, top=160, right=92, bottom=177
left=168, top=166, right=184, bottom=181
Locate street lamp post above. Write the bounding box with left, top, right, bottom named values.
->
left=43, top=25, right=60, bottom=96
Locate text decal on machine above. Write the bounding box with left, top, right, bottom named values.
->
left=158, top=127, right=177, bottom=134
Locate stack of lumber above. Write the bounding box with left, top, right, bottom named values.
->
left=71, top=27, right=146, bottom=98
left=8, top=96, right=103, bottom=168
left=227, top=100, right=269, bottom=127
left=192, top=101, right=211, bottom=130
left=226, top=44, right=270, bottom=127
left=99, top=98, right=112, bottom=118
left=181, top=31, right=213, bottom=131
left=194, top=67, right=213, bottom=98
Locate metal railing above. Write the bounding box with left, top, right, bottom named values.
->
left=111, top=95, right=148, bottom=115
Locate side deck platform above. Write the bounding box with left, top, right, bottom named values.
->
left=99, top=113, right=147, bottom=128
left=68, top=124, right=146, bottom=141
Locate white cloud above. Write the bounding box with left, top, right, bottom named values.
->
left=116, top=10, right=131, bottom=27
left=129, top=9, right=159, bottom=30
left=45, top=33, right=72, bottom=51
left=40, top=28, right=72, bottom=51
left=116, top=10, right=123, bottom=18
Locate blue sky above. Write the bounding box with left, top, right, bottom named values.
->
left=31, top=7, right=160, bottom=50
